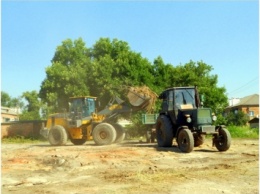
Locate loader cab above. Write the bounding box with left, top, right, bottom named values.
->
left=69, top=96, right=97, bottom=119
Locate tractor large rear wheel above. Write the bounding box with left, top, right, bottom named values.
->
left=156, top=115, right=173, bottom=147
left=93, top=123, right=116, bottom=145
left=177, top=128, right=194, bottom=153
left=48, top=125, right=68, bottom=146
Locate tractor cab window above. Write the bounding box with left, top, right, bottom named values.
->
left=174, top=88, right=195, bottom=109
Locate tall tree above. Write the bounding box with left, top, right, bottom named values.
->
left=39, top=37, right=228, bottom=115
left=19, top=90, right=41, bottom=120
left=39, top=38, right=91, bottom=111
left=170, top=60, right=228, bottom=113
left=1, top=91, right=24, bottom=109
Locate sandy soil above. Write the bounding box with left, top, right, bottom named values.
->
left=1, top=138, right=259, bottom=194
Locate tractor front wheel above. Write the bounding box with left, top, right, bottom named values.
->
left=93, top=123, right=116, bottom=145
left=177, top=128, right=194, bottom=153
left=215, top=127, right=231, bottom=152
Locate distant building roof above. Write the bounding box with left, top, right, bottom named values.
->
left=1, top=106, right=20, bottom=115
left=227, top=94, right=259, bottom=108
left=248, top=117, right=259, bottom=124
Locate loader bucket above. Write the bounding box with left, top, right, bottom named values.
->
left=126, top=86, right=158, bottom=112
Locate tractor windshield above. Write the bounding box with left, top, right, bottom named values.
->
left=174, top=88, right=196, bottom=109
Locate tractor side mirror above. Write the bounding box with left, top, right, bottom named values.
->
left=200, top=94, right=205, bottom=102
left=200, top=94, right=205, bottom=107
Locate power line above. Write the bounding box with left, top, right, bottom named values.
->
left=228, top=76, right=259, bottom=95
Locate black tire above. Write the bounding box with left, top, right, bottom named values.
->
left=112, top=123, right=126, bottom=143
left=70, top=139, right=87, bottom=145
left=193, top=133, right=205, bottom=147
left=156, top=115, right=173, bottom=147
left=177, top=128, right=194, bottom=153
left=151, top=132, right=156, bottom=143
left=93, top=123, right=116, bottom=145
left=48, top=125, right=68, bottom=146
left=215, top=128, right=231, bottom=152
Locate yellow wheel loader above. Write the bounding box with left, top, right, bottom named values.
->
left=40, top=86, right=157, bottom=146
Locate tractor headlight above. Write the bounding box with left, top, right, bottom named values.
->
left=185, top=114, right=192, bottom=123
left=187, top=117, right=192, bottom=123
left=212, top=115, right=217, bottom=121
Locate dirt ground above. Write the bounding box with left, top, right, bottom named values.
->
left=1, top=138, right=259, bottom=194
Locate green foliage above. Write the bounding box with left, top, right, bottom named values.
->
left=214, top=114, right=228, bottom=126
left=2, top=136, right=44, bottom=144
left=227, top=125, right=259, bottom=138
left=39, top=38, right=91, bottom=112
left=124, top=112, right=151, bottom=138
left=39, top=37, right=229, bottom=117
left=226, top=111, right=249, bottom=126
left=1, top=91, right=24, bottom=108
left=19, top=90, right=42, bottom=120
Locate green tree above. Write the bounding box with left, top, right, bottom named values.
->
left=1, top=91, right=11, bottom=107
left=39, top=38, right=91, bottom=111
left=39, top=37, right=228, bottom=118
left=88, top=38, right=154, bottom=105
left=169, top=61, right=228, bottom=113
left=226, top=111, right=248, bottom=126
left=1, top=91, right=24, bottom=109
left=19, top=91, right=41, bottom=120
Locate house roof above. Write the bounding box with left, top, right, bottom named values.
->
left=248, top=117, right=259, bottom=123
left=227, top=94, right=259, bottom=108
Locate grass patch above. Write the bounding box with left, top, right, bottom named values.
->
left=227, top=126, right=259, bottom=138
left=1, top=136, right=45, bottom=144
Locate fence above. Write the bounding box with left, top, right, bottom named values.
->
left=1, top=120, right=46, bottom=139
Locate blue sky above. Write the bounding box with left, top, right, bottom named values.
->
left=1, top=1, right=259, bottom=100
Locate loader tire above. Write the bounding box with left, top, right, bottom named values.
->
left=48, top=125, right=68, bottom=146
left=93, top=123, right=116, bottom=145
left=177, top=128, right=194, bottom=153
left=70, top=139, right=87, bottom=145
left=156, top=115, right=173, bottom=147
left=112, top=123, right=126, bottom=144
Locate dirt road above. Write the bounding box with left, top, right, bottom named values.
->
left=1, top=138, right=259, bottom=194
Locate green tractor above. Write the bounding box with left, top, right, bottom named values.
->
left=156, top=86, right=231, bottom=153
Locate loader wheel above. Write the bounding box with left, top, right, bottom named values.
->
left=93, top=123, right=116, bottom=145
left=48, top=125, right=68, bottom=146
left=215, top=128, right=231, bottom=152
left=177, top=128, right=194, bottom=153
left=112, top=123, right=126, bottom=144
left=70, top=139, right=87, bottom=145
left=193, top=133, right=205, bottom=147
left=156, top=115, right=173, bottom=147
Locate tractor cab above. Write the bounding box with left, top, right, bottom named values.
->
left=158, top=86, right=216, bottom=132
left=69, top=96, right=97, bottom=120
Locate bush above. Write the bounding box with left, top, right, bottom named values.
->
left=227, top=125, right=259, bottom=138
left=226, top=111, right=249, bottom=126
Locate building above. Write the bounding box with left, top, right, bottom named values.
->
left=1, top=107, right=20, bottom=123
left=225, top=94, right=259, bottom=120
